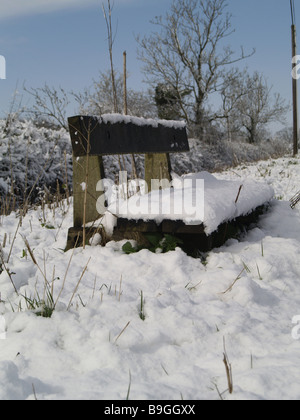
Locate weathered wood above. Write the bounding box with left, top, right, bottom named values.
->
left=68, top=114, right=189, bottom=232
left=116, top=218, right=160, bottom=233
left=66, top=205, right=268, bottom=253
left=66, top=114, right=191, bottom=250
left=144, top=153, right=172, bottom=191
left=68, top=115, right=189, bottom=156
left=72, top=154, right=105, bottom=227
left=108, top=204, right=268, bottom=255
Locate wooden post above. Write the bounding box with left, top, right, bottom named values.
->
left=292, top=24, right=299, bottom=156
left=123, top=51, right=128, bottom=115
left=123, top=50, right=138, bottom=182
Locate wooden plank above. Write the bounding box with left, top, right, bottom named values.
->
left=68, top=115, right=189, bottom=157
left=161, top=220, right=206, bottom=234
left=66, top=204, right=269, bottom=253
left=116, top=218, right=160, bottom=233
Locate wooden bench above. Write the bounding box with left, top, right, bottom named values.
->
left=66, top=114, right=189, bottom=249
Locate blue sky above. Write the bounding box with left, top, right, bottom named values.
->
left=0, top=0, right=298, bottom=130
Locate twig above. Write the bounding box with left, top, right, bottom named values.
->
left=102, top=0, right=118, bottom=113
left=114, top=321, right=130, bottom=344
left=223, top=337, right=233, bottom=394
left=235, top=185, right=243, bottom=204
left=82, top=120, right=92, bottom=250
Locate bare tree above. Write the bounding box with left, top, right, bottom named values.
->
left=216, top=68, right=254, bottom=141
left=136, top=0, right=254, bottom=136
left=234, top=72, right=289, bottom=144
left=73, top=70, right=156, bottom=118
left=24, top=83, right=69, bottom=130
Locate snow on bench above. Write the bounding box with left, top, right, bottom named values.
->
left=68, top=114, right=189, bottom=230
left=112, top=171, right=274, bottom=235
left=66, top=114, right=274, bottom=252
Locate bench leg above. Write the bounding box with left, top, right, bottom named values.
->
left=144, top=153, right=172, bottom=192
left=72, top=154, right=105, bottom=228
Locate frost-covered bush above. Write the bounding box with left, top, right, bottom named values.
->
left=0, top=116, right=292, bottom=215
left=171, top=135, right=292, bottom=174
left=0, top=119, right=72, bottom=211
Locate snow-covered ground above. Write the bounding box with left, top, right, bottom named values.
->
left=1, top=156, right=300, bottom=400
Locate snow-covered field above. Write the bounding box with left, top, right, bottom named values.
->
left=1, top=156, right=300, bottom=400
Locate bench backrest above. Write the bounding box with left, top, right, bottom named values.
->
left=68, top=115, right=189, bottom=156
left=68, top=114, right=189, bottom=228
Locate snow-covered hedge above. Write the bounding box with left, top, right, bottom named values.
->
left=0, top=119, right=72, bottom=209
left=0, top=117, right=292, bottom=214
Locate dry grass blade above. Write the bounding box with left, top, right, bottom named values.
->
left=214, top=383, right=224, bottom=401
left=0, top=244, right=18, bottom=294
left=2, top=233, right=7, bottom=248
left=221, top=267, right=245, bottom=294
left=114, top=321, right=130, bottom=344
left=22, top=236, right=37, bottom=265
left=67, top=257, right=91, bottom=310
left=55, top=233, right=80, bottom=308
left=32, top=383, right=38, bottom=400
left=118, top=275, right=123, bottom=302
left=235, top=185, right=243, bottom=204
left=21, top=235, right=52, bottom=294
left=223, top=337, right=233, bottom=394
left=7, top=219, right=21, bottom=264
left=126, top=369, right=132, bottom=401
